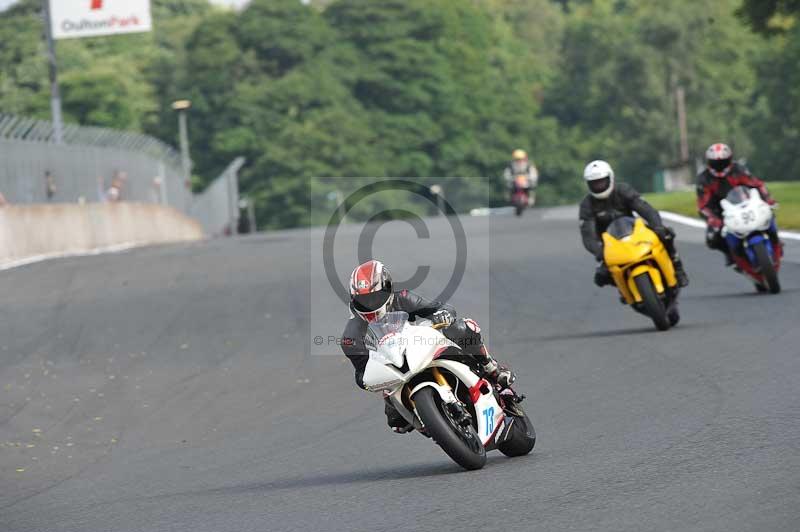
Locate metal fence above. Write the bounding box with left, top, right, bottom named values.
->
left=191, top=157, right=244, bottom=236
left=0, top=113, right=241, bottom=235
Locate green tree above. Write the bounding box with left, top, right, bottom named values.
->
left=0, top=0, right=210, bottom=132
left=543, top=0, right=763, bottom=192
left=747, top=25, right=800, bottom=179
left=737, top=0, right=800, bottom=34
left=0, top=0, right=50, bottom=117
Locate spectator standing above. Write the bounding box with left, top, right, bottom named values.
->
left=45, top=171, right=57, bottom=201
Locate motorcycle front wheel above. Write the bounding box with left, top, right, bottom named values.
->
left=414, top=387, right=486, bottom=470
left=497, top=406, right=536, bottom=457
left=634, top=273, right=670, bottom=331
left=753, top=241, right=780, bottom=294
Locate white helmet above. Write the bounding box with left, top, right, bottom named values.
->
left=583, top=160, right=615, bottom=199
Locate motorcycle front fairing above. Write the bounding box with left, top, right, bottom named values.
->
left=361, top=312, right=509, bottom=445
left=721, top=187, right=781, bottom=274
left=361, top=313, right=461, bottom=427
left=602, top=217, right=677, bottom=304
left=721, top=187, right=774, bottom=239
left=724, top=219, right=778, bottom=266
left=429, top=359, right=507, bottom=448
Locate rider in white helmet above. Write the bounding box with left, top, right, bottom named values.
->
left=579, top=160, right=689, bottom=287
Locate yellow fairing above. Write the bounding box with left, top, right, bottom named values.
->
left=602, top=218, right=677, bottom=304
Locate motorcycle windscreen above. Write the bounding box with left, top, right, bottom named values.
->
left=365, top=311, right=409, bottom=351
left=725, top=186, right=751, bottom=205
left=606, top=216, right=636, bottom=240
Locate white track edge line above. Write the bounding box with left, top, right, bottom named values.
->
left=660, top=211, right=800, bottom=241
left=0, top=242, right=143, bottom=272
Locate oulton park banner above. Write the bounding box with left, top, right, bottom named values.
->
left=50, top=0, right=152, bottom=40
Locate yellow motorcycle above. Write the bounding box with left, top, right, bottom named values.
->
left=602, top=217, right=680, bottom=331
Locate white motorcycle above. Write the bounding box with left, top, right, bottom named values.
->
left=720, top=186, right=782, bottom=293
left=362, top=311, right=535, bottom=470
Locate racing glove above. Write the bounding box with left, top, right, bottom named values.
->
left=652, top=226, right=671, bottom=241
left=431, top=309, right=455, bottom=328
left=707, top=216, right=723, bottom=230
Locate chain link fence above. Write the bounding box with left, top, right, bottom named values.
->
left=191, top=157, right=244, bottom=236
left=0, top=113, right=241, bottom=235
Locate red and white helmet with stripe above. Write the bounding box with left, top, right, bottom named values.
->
left=705, top=143, right=734, bottom=178
left=349, top=260, right=394, bottom=322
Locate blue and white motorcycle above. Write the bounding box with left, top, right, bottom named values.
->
left=361, top=311, right=535, bottom=470
left=721, top=186, right=782, bottom=294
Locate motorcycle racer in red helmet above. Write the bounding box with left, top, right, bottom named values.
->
left=342, top=259, right=515, bottom=433
left=696, top=143, right=779, bottom=265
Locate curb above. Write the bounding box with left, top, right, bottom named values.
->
left=660, top=211, right=800, bottom=242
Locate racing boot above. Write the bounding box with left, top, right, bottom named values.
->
left=594, top=264, right=613, bottom=287
left=672, top=257, right=689, bottom=287
left=478, top=347, right=516, bottom=390
left=384, top=399, right=413, bottom=434
left=725, top=254, right=735, bottom=267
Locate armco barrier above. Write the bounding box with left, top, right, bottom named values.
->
left=0, top=203, right=203, bottom=269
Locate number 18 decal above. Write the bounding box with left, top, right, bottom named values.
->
left=482, top=407, right=495, bottom=435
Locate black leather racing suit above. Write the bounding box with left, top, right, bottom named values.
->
left=341, top=289, right=489, bottom=389
left=579, top=183, right=682, bottom=284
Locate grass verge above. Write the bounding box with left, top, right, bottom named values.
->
left=645, top=181, right=800, bottom=230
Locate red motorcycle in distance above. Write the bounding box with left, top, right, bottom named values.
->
left=511, top=174, right=534, bottom=216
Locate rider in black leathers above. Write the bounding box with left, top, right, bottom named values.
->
left=342, top=260, right=514, bottom=433
left=579, top=160, right=689, bottom=288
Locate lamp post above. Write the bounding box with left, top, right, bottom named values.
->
left=171, top=99, right=193, bottom=207
left=42, top=0, right=64, bottom=143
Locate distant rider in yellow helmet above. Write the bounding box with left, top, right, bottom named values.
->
left=503, top=149, right=539, bottom=206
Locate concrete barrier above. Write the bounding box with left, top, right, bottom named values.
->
left=0, top=203, right=204, bottom=269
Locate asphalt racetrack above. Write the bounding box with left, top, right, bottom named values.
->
left=1, top=209, right=799, bottom=531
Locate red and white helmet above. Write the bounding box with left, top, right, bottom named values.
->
left=705, top=143, right=733, bottom=178
left=349, top=260, right=394, bottom=322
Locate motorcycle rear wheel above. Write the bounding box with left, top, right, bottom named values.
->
left=634, top=273, right=670, bottom=331
left=753, top=241, right=780, bottom=294
left=414, top=387, right=486, bottom=470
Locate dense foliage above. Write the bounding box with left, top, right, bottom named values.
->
left=0, top=0, right=797, bottom=228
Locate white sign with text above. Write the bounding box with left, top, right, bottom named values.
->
left=51, top=0, right=152, bottom=40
